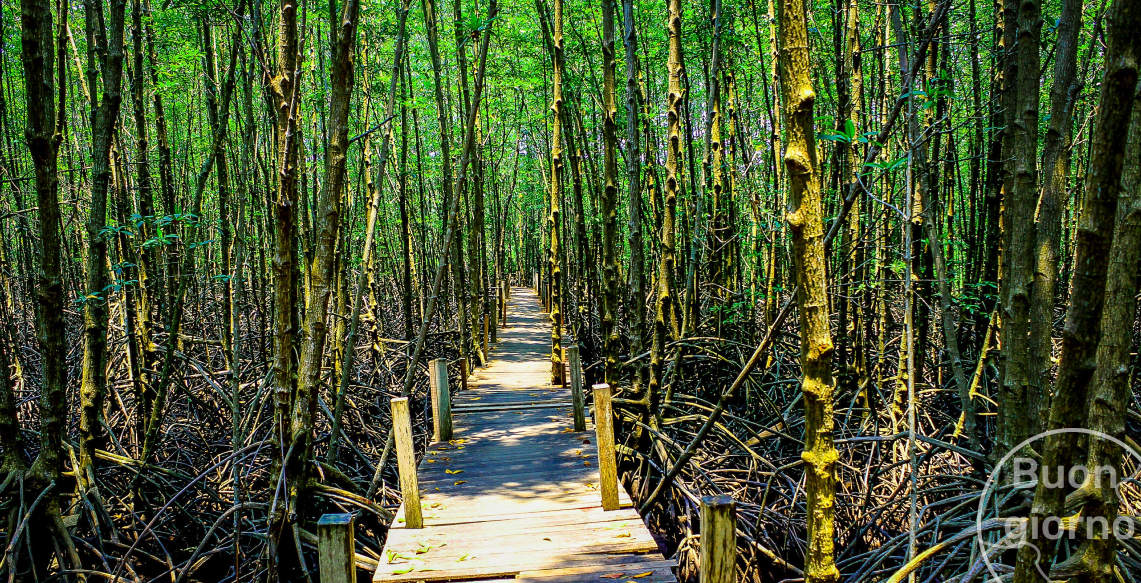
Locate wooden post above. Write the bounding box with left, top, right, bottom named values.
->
left=429, top=359, right=452, bottom=442
left=699, top=496, right=736, bottom=583
left=482, top=312, right=490, bottom=357
left=491, top=288, right=499, bottom=341
left=567, top=345, right=586, bottom=431
left=318, top=513, right=356, bottom=583
left=460, top=357, right=469, bottom=390
left=390, top=397, right=422, bottom=528
left=592, top=383, right=619, bottom=510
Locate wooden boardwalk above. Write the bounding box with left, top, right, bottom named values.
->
left=374, top=287, right=677, bottom=583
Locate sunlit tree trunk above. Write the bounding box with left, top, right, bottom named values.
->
left=548, top=0, right=565, bottom=384
left=779, top=0, right=838, bottom=580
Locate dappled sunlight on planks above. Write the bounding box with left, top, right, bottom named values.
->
left=375, top=287, right=675, bottom=583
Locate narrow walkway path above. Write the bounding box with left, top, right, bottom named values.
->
left=375, top=287, right=677, bottom=583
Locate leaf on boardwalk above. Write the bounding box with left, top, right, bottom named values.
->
left=632, top=572, right=653, bottom=578
left=454, top=480, right=467, bottom=485
left=600, top=573, right=626, bottom=579
left=542, top=537, right=552, bottom=541
left=458, top=554, right=475, bottom=562
left=470, top=397, right=482, bottom=400
left=445, top=469, right=464, bottom=475
left=440, top=457, right=451, bottom=461
left=560, top=428, right=574, bottom=433
left=584, top=461, right=591, bottom=466
left=392, top=566, right=416, bottom=574
left=615, top=532, right=631, bottom=538
left=426, top=459, right=437, bottom=463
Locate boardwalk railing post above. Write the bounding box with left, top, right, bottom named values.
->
left=482, top=311, right=490, bottom=358
left=699, top=496, right=736, bottom=583
left=567, top=345, right=586, bottom=431
left=591, top=383, right=619, bottom=510
left=429, top=358, right=452, bottom=442
left=318, top=513, right=356, bottom=583
left=390, top=397, right=422, bottom=528
left=460, top=357, right=469, bottom=390
left=491, top=288, right=499, bottom=342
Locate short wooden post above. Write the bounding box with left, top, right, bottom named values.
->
left=567, top=345, right=586, bottom=431
left=429, top=359, right=452, bottom=442
left=318, top=513, right=356, bottom=583
left=592, top=383, right=619, bottom=510
left=390, top=397, right=422, bottom=528
left=460, top=357, right=469, bottom=390
left=699, top=496, right=737, bottom=583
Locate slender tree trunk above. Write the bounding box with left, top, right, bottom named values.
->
left=548, top=0, right=565, bottom=384
left=779, top=0, right=838, bottom=580
left=78, top=0, right=127, bottom=479
left=648, top=0, right=683, bottom=414
left=1027, top=0, right=1082, bottom=406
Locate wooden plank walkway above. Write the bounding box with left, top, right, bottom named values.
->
left=375, top=287, right=676, bottom=583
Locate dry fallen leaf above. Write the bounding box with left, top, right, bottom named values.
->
left=454, top=480, right=467, bottom=485
left=615, top=532, right=631, bottom=538
left=632, top=572, right=653, bottom=578
left=600, top=573, right=626, bottom=579
left=584, top=461, right=591, bottom=466
left=542, top=537, right=552, bottom=541
left=445, top=469, right=464, bottom=474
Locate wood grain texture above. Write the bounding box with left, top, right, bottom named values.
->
left=391, top=397, right=422, bottom=528
left=592, top=383, right=619, bottom=510
left=699, top=496, right=736, bottom=583
left=319, top=513, right=357, bottom=583
left=376, top=288, right=675, bottom=583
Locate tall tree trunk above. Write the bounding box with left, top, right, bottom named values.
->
left=779, top=0, right=838, bottom=581
left=1027, top=0, right=1082, bottom=407
left=623, top=0, right=648, bottom=402
left=649, top=0, right=683, bottom=414
left=548, top=0, right=565, bottom=384
left=998, top=0, right=1042, bottom=451
left=78, top=0, right=127, bottom=480
left=1067, top=93, right=1141, bottom=583
left=600, top=0, right=619, bottom=385
left=19, top=0, right=74, bottom=571
left=290, top=0, right=361, bottom=520
left=1011, top=1, right=1140, bottom=579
